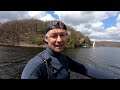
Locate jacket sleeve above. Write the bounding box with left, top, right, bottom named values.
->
left=67, top=56, right=120, bottom=79
left=67, top=56, right=88, bottom=76
left=21, top=56, right=47, bottom=79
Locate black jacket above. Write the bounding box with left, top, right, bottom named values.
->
left=21, top=47, right=87, bottom=79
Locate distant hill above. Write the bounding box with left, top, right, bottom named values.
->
left=94, top=41, right=120, bottom=47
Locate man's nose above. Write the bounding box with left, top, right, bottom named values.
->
left=56, top=36, right=62, bottom=42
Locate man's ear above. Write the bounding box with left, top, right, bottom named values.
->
left=44, top=36, right=48, bottom=43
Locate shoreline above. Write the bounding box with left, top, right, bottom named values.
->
left=1, top=44, right=120, bottom=48
left=0, top=43, right=77, bottom=48
left=0, top=43, right=47, bottom=48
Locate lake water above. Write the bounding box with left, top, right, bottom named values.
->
left=0, top=45, right=120, bottom=79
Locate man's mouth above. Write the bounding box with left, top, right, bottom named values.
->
left=55, top=45, right=63, bottom=48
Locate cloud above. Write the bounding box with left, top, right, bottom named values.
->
left=28, top=11, right=47, bottom=17
left=28, top=11, right=54, bottom=21
left=0, top=11, right=55, bottom=22
left=0, top=11, right=30, bottom=21
left=54, top=11, right=96, bottom=25
left=54, top=11, right=118, bottom=25
left=40, top=14, right=55, bottom=21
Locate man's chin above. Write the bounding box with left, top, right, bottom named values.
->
left=55, top=48, right=64, bottom=53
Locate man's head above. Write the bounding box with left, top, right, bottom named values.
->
left=44, top=20, right=67, bottom=53
left=45, top=20, right=67, bottom=34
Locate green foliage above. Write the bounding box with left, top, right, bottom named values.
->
left=34, top=36, right=44, bottom=46
left=67, top=37, right=75, bottom=48
left=84, top=36, right=91, bottom=46
left=79, top=38, right=85, bottom=46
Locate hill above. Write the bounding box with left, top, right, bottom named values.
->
left=0, top=19, right=92, bottom=48
left=95, top=41, right=120, bottom=47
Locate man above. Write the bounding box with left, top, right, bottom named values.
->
left=21, top=20, right=88, bottom=79
left=21, top=20, right=120, bottom=79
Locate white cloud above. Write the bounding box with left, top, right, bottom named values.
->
left=91, top=22, right=104, bottom=31
left=0, top=11, right=55, bottom=22
left=54, top=11, right=118, bottom=25
left=54, top=11, right=96, bottom=25
left=0, top=11, right=30, bottom=22
left=40, top=14, right=55, bottom=21
left=28, top=11, right=55, bottom=21
left=28, top=11, right=46, bottom=17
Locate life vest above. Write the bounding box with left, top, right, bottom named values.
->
left=37, top=50, right=70, bottom=79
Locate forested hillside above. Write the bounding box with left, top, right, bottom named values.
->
left=0, top=19, right=92, bottom=48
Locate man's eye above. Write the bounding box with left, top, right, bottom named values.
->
left=51, top=36, right=55, bottom=37
left=50, top=35, right=57, bottom=38
left=60, top=34, right=66, bottom=37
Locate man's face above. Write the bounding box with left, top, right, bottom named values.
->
left=45, top=29, right=67, bottom=53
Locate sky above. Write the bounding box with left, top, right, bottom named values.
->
left=0, top=11, right=120, bottom=42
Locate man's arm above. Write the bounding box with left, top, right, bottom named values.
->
left=67, top=56, right=88, bottom=76
left=21, top=56, right=47, bottom=79
left=68, top=56, right=120, bottom=79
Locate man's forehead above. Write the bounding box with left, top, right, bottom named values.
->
left=47, top=29, right=66, bottom=34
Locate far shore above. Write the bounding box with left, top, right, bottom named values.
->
left=0, top=43, right=76, bottom=48
left=1, top=41, right=120, bottom=48
left=0, top=43, right=47, bottom=48
left=0, top=44, right=82, bottom=48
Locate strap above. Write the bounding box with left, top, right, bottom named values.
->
left=37, top=51, right=52, bottom=79
left=43, top=58, right=54, bottom=79
left=52, top=65, right=65, bottom=78
left=37, top=51, right=69, bottom=79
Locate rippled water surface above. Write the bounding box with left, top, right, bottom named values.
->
left=0, top=46, right=120, bottom=79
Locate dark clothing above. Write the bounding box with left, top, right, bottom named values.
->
left=21, top=47, right=87, bottom=79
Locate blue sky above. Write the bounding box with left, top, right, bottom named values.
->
left=0, top=11, right=120, bottom=42
left=102, top=15, right=117, bottom=29
left=47, top=11, right=59, bottom=19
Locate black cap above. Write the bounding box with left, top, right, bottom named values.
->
left=45, top=20, right=67, bottom=34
